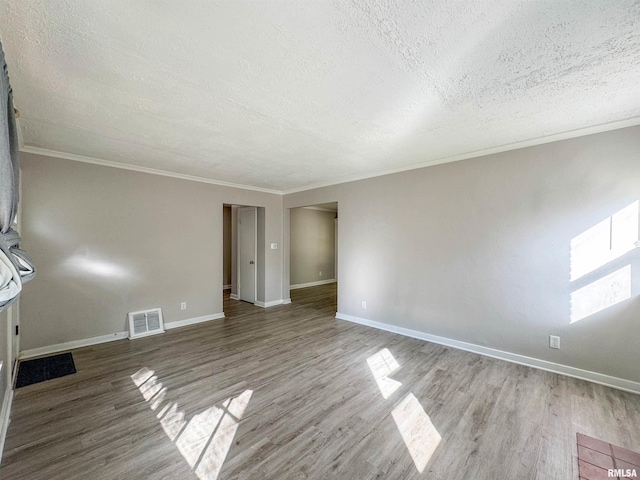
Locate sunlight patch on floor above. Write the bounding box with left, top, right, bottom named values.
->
left=131, top=367, right=252, bottom=480
left=140, top=375, right=163, bottom=401
left=176, top=405, right=226, bottom=468
left=131, top=366, right=154, bottom=386
left=160, top=402, right=187, bottom=441
left=366, top=348, right=441, bottom=473
left=367, top=348, right=402, bottom=399
left=195, top=390, right=252, bottom=480
left=392, top=393, right=442, bottom=473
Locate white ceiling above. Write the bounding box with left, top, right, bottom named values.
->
left=2, top=1, right=640, bottom=193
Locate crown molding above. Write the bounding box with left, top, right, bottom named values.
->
left=301, top=205, right=338, bottom=212
left=19, top=146, right=284, bottom=195
left=283, top=116, right=640, bottom=194
left=18, top=115, right=640, bottom=197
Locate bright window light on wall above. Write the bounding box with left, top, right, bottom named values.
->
left=62, top=254, right=132, bottom=280
left=570, top=265, right=632, bottom=323
left=570, top=201, right=638, bottom=281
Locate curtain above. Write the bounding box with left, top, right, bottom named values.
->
left=1, top=40, right=35, bottom=311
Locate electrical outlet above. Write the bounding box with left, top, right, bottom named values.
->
left=362, top=301, right=367, bottom=309
left=271, top=243, right=278, bottom=249
left=181, top=302, right=187, bottom=311
left=549, top=335, right=560, bottom=349
left=319, top=271, right=322, bottom=276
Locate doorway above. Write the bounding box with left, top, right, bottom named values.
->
left=288, top=202, right=338, bottom=311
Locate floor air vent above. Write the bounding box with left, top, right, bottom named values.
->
left=128, top=308, right=165, bottom=339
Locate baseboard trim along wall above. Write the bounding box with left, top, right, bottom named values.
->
left=255, top=300, right=286, bottom=308
left=20, top=332, right=129, bottom=360
left=0, top=389, right=13, bottom=466
left=283, top=298, right=292, bottom=305
left=164, top=313, right=225, bottom=330
left=228, top=295, right=286, bottom=307
left=335, top=312, right=640, bottom=395
left=290, top=279, right=336, bottom=290
left=20, top=313, right=226, bottom=359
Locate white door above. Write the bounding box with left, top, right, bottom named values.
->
left=238, top=207, right=257, bottom=303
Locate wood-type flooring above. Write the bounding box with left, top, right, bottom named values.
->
left=2, top=283, right=639, bottom=479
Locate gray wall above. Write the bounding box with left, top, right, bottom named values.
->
left=223, top=206, right=231, bottom=287
left=290, top=208, right=336, bottom=286
left=284, top=126, right=640, bottom=383
left=19, top=153, right=283, bottom=351
left=14, top=126, right=640, bottom=384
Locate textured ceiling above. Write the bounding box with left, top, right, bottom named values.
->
left=1, top=1, right=640, bottom=193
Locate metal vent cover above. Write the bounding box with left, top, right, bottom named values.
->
left=128, top=308, right=165, bottom=339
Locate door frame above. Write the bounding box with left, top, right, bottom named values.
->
left=286, top=202, right=338, bottom=312
left=8, top=303, right=18, bottom=381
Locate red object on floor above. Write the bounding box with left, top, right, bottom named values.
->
left=577, top=433, right=640, bottom=480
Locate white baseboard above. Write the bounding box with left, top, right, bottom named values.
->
left=283, top=298, right=292, bottom=305
left=20, top=332, right=129, bottom=360
left=230, top=293, right=239, bottom=300
left=0, top=388, right=14, bottom=465
left=290, top=279, right=336, bottom=290
left=19, top=313, right=226, bottom=359
left=165, top=313, right=225, bottom=330
left=223, top=284, right=232, bottom=290
left=335, top=312, right=640, bottom=395
left=255, top=299, right=286, bottom=308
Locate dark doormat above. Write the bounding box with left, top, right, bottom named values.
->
left=16, top=352, right=76, bottom=388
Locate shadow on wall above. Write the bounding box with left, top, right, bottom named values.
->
left=569, top=200, right=639, bottom=323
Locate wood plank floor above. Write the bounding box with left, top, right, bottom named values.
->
left=2, top=283, right=639, bottom=479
